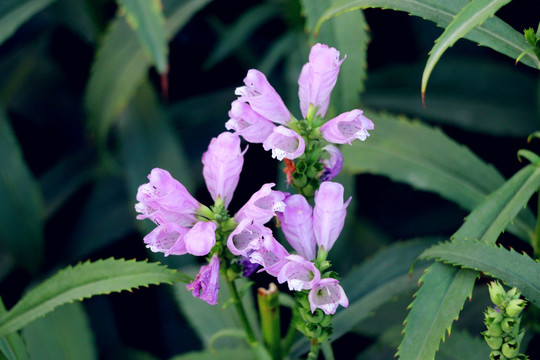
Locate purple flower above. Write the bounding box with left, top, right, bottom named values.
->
left=202, top=132, right=246, bottom=208
left=277, top=194, right=316, bottom=260
left=320, top=109, right=374, bottom=144
left=143, top=222, right=189, bottom=256
left=313, top=182, right=351, bottom=252
left=184, top=221, right=217, bottom=256
left=225, top=100, right=276, bottom=143
left=235, top=183, right=286, bottom=224
left=186, top=254, right=220, bottom=305
left=262, top=126, right=306, bottom=161
left=298, top=43, right=345, bottom=119
left=277, top=255, right=321, bottom=291
left=135, top=168, right=200, bottom=227
left=235, top=69, right=291, bottom=125
left=308, top=278, right=348, bottom=315
left=250, top=237, right=290, bottom=277
left=227, top=219, right=274, bottom=257
left=320, top=144, right=343, bottom=182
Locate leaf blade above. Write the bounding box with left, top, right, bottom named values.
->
left=0, top=0, right=57, bottom=46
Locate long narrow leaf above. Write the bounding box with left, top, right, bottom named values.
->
left=0, top=258, right=191, bottom=337
left=0, top=299, right=29, bottom=360
left=0, top=0, right=56, bottom=46
left=421, top=0, right=511, bottom=99
left=315, top=0, right=540, bottom=70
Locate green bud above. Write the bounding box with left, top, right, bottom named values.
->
left=490, top=351, right=507, bottom=360
left=506, top=299, right=526, bottom=317
left=488, top=282, right=507, bottom=307
left=501, top=340, right=520, bottom=359
left=304, top=308, right=325, bottom=324
left=197, top=204, right=214, bottom=220
left=319, top=314, right=332, bottom=327
left=485, top=307, right=503, bottom=325
left=501, top=318, right=519, bottom=336
left=485, top=322, right=503, bottom=337
left=506, top=287, right=521, bottom=300
left=305, top=323, right=322, bottom=338
left=482, top=332, right=503, bottom=350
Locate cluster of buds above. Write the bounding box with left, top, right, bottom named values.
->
left=483, top=281, right=529, bottom=360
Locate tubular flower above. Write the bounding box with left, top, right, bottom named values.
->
left=202, top=132, right=246, bottom=208
left=262, top=126, right=306, bottom=161
left=235, top=183, right=286, bottom=224
left=227, top=219, right=274, bottom=257
left=184, top=221, right=217, bottom=256
left=320, top=109, right=374, bottom=145
left=186, top=254, right=220, bottom=305
left=277, top=255, right=321, bottom=291
left=313, top=181, right=351, bottom=252
left=277, top=194, right=316, bottom=260
left=143, top=222, right=190, bottom=256
left=235, top=69, right=291, bottom=125
left=308, top=278, right=349, bottom=315
left=226, top=100, right=276, bottom=143
left=298, top=43, right=345, bottom=119
left=320, top=144, right=343, bottom=182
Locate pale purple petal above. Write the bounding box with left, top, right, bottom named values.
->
left=184, top=221, right=217, bottom=256
left=135, top=168, right=199, bottom=227
left=277, top=255, right=321, bottom=291
left=320, top=109, right=374, bottom=144
left=235, top=69, right=291, bottom=125
left=202, top=132, right=246, bottom=208
left=298, top=43, right=345, bottom=119
left=143, top=222, right=189, bottom=256
left=226, top=100, right=276, bottom=143
left=227, top=219, right=274, bottom=257
left=308, top=278, right=348, bottom=315
left=262, top=126, right=305, bottom=161
left=320, top=144, right=343, bottom=182
left=250, top=236, right=290, bottom=277
left=186, top=254, right=220, bottom=305
left=235, top=183, right=286, bottom=224
left=313, top=181, right=351, bottom=252
left=276, top=194, right=316, bottom=260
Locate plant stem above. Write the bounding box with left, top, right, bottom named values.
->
left=257, top=283, right=282, bottom=360
left=534, top=191, right=540, bottom=259
left=307, top=339, right=321, bottom=360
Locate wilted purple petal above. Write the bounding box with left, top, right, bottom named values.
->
left=235, top=183, right=286, bottom=224
left=320, top=109, right=374, bottom=144
left=262, top=126, right=305, bottom=161
left=320, top=144, right=343, bottom=182
left=308, top=278, right=348, bottom=315
left=186, top=254, right=220, bottom=305
left=143, top=222, right=189, bottom=256
left=313, top=181, right=351, bottom=252
left=184, top=221, right=217, bottom=256
left=298, top=43, right=345, bottom=119
left=235, top=69, right=291, bottom=125
left=240, top=256, right=260, bottom=277
left=226, top=100, right=276, bottom=143
left=202, top=132, right=246, bottom=208
left=135, top=168, right=199, bottom=227
left=276, top=194, right=316, bottom=260
left=277, top=255, right=320, bottom=291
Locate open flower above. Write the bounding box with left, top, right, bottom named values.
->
left=262, top=126, right=306, bottom=161
left=277, top=194, right=316, bottom=260
left=186, top=254, right=220, bottom=305
left=320, top=109, right=374, bottom=144
left=235, top=183, right=286, bottom=224
left=226, top=100, right=276, bottom=143
left=277, top=255, right=321, bottom=291
left=308, top=278, right=348, bottom=315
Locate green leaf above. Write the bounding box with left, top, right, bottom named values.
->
left=0, top=298, right=29, bottom=360
left=0, top=0, right=57, bottom=46
left=0, top=258, right=190, bottom=337
left=316, top=0, right=540, bottom=70
left=117, top=0, right=168, bottom=74
left=420, top=242, right=540, bottom=307
left=421, top=0, right=511, bottom=99
left=0, top=108, right=44, bottom=273
left=22, top=302, right=97, bottom=360
left=301, top=0, right=369, bottom=112
left=168, top=348, right=254, bottom=360
left=85, top=0, right=212, bottom=144
left=341, top=112, right=536, bottom=243
left=398, top=164, right=540, bottom=360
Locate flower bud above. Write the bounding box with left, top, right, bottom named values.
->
left=482, top=332, right=503, bottom=350
left=485, top=322, right=503, bottom=337
left=501, top=317, right=519, bottom=336
left=501, top=340, right=520, bottom=359
left=485, top=307, right=503, bottom=326
left=488, top=282, right=507, bottom=307
left=506, top=299, right=526, bottom=317
left=489, top=350, right=507, bottom=360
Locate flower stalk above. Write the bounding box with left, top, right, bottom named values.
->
left=257, top=283, right=282, bottom=360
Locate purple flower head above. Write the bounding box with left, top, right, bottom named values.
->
left=202, top=132, right=246, bottom=208
left=298, top=43, right=345, bottom=119
left=186, top=254, right=220, bottom=305
left=250, top=236, right=290, bottom=277
left=235, top=183, right=286, bottom=224
left=135, top=168, right=200, bottom=227
left=313, top=181, right=351, bottom=252
left=277, top=255, right=321, bottom=291
left=320, top=109, right=374, bottom=145
left=308, top=278, right=348, bottom=315
left=143, top=222, right=189, bottom=256
left=184, top=221, right=217, bottom=256
left=227, top=219, right=273, bottom=257
left=235, top=69, right=291, bottom=125
left=262, top=126, right=306, bottom=161
left=276, top=194, right=316, bottom=260
left=320, top=144, right=343, bottom=182
left=226, top=100, right=276, bottom=143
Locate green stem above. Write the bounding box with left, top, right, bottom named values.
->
left=257, top=283, right=281, bottom=360
left=534, top=191, right=540, bottom=259
left=307, top=339, right=321, bottom=360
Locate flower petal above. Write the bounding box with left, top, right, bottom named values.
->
left=184, top=221, right=217, bottom=256
left=308, top=278, right=348, bottom=315
left=277, top=194, right=316, bottom=260
left=226, top=100, right=276, bottom=143
left=320, top=109, right=374, bottom=144
left=186, top=254, right=220, bottom=305
left=262, top=126, right=305, bottom=161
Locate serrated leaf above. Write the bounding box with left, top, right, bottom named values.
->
left=0, top=108, right=44, bottom=273
left=22, top=302, right=97, bottom=360
left=420, top=241, right=540, bottom=307
left=0, top=298, right=29, bottom=360
left=85, top=0, right=212, bottom=144
left=117, top=0, right=168, bottom=74
left=421, top=0, right=511, bottom=99
left=341, top=112, right=536, bottom=243
left=301, top=0, right=369, bottom=112
left=398, top=164, right=540, bottom=360
left=0, top=0, right=56, bottom=46
left=316, top=0, right=540, bottom=70
left=0, top=258, right=191, bottom=337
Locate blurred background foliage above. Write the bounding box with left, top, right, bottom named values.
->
left=0, top=0, right=539, bottom=359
